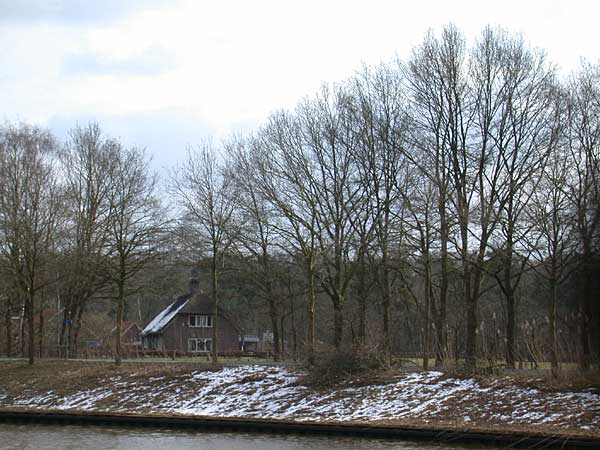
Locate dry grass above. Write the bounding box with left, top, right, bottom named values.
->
left=0, top=360, right=220, bottom=399
left=1, top=359, right=598, bottom=439
left=433, top=364, right=600, bottom=393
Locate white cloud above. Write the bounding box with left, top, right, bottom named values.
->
left=62, top=45, right=177, bottom=77
left=0, top=0, right=172, bottom=24
left=1, top=0, right=599, bottom=161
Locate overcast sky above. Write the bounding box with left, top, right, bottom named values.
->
left=1, top=0, right=599, bottom=171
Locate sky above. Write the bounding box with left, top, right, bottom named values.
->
left=1, top=0, right=599, bottom=172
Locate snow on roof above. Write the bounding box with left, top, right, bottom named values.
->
left=141, top=294, right=191, bottom=336
left=239, top=335, right=260, bottom=343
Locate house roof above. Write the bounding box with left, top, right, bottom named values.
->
left=112, top=321, right=142, bottom=336
left=141, top=289, right=239, bottom=336
left=141, top=293, right=192, bottom=336
left=122, top=321, right=142, bottom=332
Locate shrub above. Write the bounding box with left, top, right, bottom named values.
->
left=303, top=346, right=390, bottom=387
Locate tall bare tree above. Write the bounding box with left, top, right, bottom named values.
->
left=564, top=62, right=600, bottom=370
left=295, top=86, right=368, bottom=350
left=227, top=137, right=284, bottom=360
left=251, top=112, right=321, bottom=359
left=57, top=123, right=117, bottom=357
left=107, top=145, right=165, bottom=365
left=406, top=25, right=492, bottom=369
left=351, top=64, right=408, bottom=357
left=171, top=143, right=237, bottom=364
left=471, top=28, right=556, bottom=368
left=0, top=124, right=62, bottom=364
left=529, top=131, right=576, bottom=375
left=404, top=30, right=456, bottom=366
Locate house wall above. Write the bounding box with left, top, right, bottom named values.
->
left=160, top=313, right=239, bottom=354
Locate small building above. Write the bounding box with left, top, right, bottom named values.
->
left=239, top=335, right=261, bottom=353
left=141, top=278, right=239, bottom=356
left=239, top=332, right=287, bottom=356
left=105, top=320, right=143, bottom=356
left=120, top=321, right=143, bottom=346
left=111, top=320, right=142, bottom=349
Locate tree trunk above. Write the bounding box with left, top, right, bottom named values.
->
left=381, top=253, right=391, bottom=359
left=211, top=256, right=219, bottom=364
left=59, top=307, right=68, bottom=358
left=19, top=301, right=26, bottom=357
left=423, top=256, right=432, bottom=371
left=357, top=255, right=367, bottom=347
left=114, top=277, right=125, bottom=366
left=4, top=298, right=12, bottom=357
left=38, top=305, right=44, bottom=358
left=262, top=247, right=281, bottom=360
left=579, top=245, right=592, bottom=371
left=435, top=207, right=449, bottom=366
left=279, top=315, right=286, bottom=358
left=306, top=264, right=316, bottom=362
left=27, top=294, right=35, bottom=365
left=549, top=272, right=559, bottom=377
left=358, top=293, right=366, bottom=347
left=505, top=291, right=516, bottom=368
left=503, top=209, right=517, bottom=369
left=288, top=288, right=298, bottom=357
left=465, top=269, right=477, bottom=370
left=72, top=305, right=85, bottom=359
left=333, top=299, right=344, bottom=350
left=268, top=296, right=280, bottom=361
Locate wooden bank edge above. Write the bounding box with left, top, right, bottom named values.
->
left=0, top=407, right=597, bottom=449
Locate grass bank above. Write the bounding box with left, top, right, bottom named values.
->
left=0, top=359, right=598, bottom=441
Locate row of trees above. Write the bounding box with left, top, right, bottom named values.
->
left=179, top=25, right=599, bottom=371
left=0, top=123, right=167, bottom=364
left=1, top=25, right=599, bottom=371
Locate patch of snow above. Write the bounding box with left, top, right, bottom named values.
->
left=2, top=366, right=599, bottom=432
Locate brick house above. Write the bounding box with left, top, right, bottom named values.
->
left=141, top=279, right=239, bottom=356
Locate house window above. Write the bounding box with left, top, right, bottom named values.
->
left=189, top=315, right=212, bottom=327
left=188, top=338, right=212, bottom=353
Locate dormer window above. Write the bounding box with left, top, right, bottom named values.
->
left=189, top=314, right=212, bottom=328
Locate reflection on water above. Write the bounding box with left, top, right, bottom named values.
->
left=1, top=423, right=490, bottom=450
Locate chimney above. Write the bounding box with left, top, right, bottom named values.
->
left=189, top=266, right=200, bottom=294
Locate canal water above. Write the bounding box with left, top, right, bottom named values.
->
left=0, top=423, right=492, bottom=450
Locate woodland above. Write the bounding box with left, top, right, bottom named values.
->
left=1, top=25, right=599, bottom=374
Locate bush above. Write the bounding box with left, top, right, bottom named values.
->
left=303, top=346, right=390, bottom=387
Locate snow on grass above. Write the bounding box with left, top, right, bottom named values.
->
left=3, top=366, right=599, bottom=431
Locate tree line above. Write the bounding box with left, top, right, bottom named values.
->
left=1, top=25, right=599, bottom=371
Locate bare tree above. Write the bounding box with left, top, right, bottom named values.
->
left=252, top=112, right=321, bottom=359
left=402, top=174, right=438, bottom=370
left=471, top=27, right=556, bottom=368
left=406, top=25, right=492, bottom=369
left=564, top=62, right=600, bottom=370
left=171, top=143, right=237, bottom=364
left=403, top=30, right=457, bottom=366
left=57, top=123, right=116, bottom=357
left=227, top=137, right=284, bottom=360
left=351, top=63, right=408, bottom=357
left=0, top=123, right=62, bottom=364
left=529, top=130, right=576, bottom=375
left=295, top=86, right=368, bottom=350
left=107, top=145, right=165, bottom=365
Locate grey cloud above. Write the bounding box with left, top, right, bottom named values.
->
left=62, top=46, right=177, bottom=77
left=0, top=0, right=173, bottom=25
